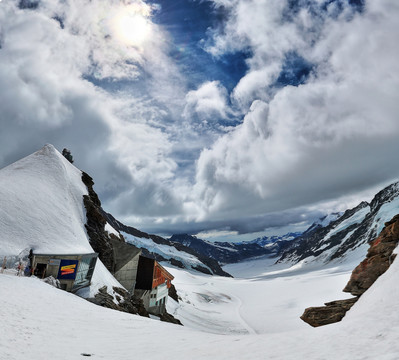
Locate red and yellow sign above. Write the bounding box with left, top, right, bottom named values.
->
left=60, top=264, right=76, bottom=276
left=57, top=260, right=79, bottom=280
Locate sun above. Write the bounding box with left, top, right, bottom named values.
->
left=109, top=5, right=152, bottom=47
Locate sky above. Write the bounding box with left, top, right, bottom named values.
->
left=0, top=0, right=398, bottom=241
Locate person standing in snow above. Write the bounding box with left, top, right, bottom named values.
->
left=24, top=264, right=31, bottom=277
left=17, top=262, right=23, bottom=276
left=1, top=256, right=6, bottom=273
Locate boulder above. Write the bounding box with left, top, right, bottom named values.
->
left=300, top=298, right=358, bottom=327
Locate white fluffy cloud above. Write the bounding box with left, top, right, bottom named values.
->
left=192, top=0, right=399, bottom=223
left=0, top=0, right=185, bottom=221
left=1, top=0, right=399, bottom=237
left=183, top=81, right=229, bottom=122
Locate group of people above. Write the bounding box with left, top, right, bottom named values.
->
left=0, top=255, right=42, bottom=277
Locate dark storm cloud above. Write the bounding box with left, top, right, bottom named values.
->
left=145, top=207, right=325, bottom=237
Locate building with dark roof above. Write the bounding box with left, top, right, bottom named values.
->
left=134, top=256, right=175, bottom=315
left=110, top=239, right=142, bottom=293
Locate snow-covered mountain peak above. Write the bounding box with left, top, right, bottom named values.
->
left=0, top=144, right=92, bottom=256
left=369, top=181, right=399, bottom=212
left=278, top=181, right=399, bottom=266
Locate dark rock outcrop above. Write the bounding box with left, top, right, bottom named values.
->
left=88, top=286, right=149, bottom=317
left=168, top=283, right=180, bottom=302
left=301, top=298, right=358, bottom=327
left=301, top=214, right=399, bottom=327
left=82, top=172, right=123, bottom=272
left=160, top=312, right=182, bottom=325
left=343, top=214, right=399, bottom=296
left=89, top=287, right=182, bottom=325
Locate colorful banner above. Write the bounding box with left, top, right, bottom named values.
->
left=57, top=259, right=79, bottom=280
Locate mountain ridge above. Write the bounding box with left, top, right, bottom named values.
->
left=169, top=232, right=302, bottom=264
left=278, top=181, right=399, bottom=266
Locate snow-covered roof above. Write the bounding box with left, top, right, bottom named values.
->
left=0, top=144, right=94, bottom=256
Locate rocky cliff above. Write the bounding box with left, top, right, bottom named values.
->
left=301, top=214, right=399, bottom=327
left=82, top=171, right=122, bottom=272
left=343, top=214, right=399, bottom=296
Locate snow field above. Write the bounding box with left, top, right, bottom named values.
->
left=166, top=260, right=355, bottom=335
left=3, top=255, right=399, bottom=360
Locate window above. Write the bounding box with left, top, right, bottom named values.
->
left=72, top=255, right=97, bottom=291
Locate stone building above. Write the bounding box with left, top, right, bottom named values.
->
left=31, top=252, right=98, bottom=292
left=134, top=256, right=174, bottom=315
left=110, top=239, right=142, bottom=293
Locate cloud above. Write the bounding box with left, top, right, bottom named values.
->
left=0, top=0, right=186, bottom=221
left=1, top=0, right=399, bottom=239
left=191, top=0, right=399, bottom=226
left=183, top=81, right=229, bottom=123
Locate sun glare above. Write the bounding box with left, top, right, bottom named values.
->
left=109, top=5, right=152, bottom=47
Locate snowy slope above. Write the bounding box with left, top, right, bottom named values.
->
left=0, top=144, right=122, bottom=296
left=2, top=247, right=399, bottom=359
left=165, top=261, right=352, bottom=335
left=0, top=144, right=92, bottom=256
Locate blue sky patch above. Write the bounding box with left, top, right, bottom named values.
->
left=148, top=0, right=249, bottom=91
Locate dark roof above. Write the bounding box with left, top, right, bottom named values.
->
left=110, top=239, right=141, bottom=273
left=32, top=252, right=97, bottom=257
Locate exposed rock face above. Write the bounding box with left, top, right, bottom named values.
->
left=170, top=234, right=276, bottom=264
left=90, top=286, right=182, bottom=324
left=168, top=283, right=180, bottom=303
left=301, top=214, right=399, bottom=327
left=103, top=211, right=232, bottom=277
left=301, top=298, right=358, bottom=327
left=343, top=214, right=399, bottom=296
left=160, top=312, right=182, bottom=325
left=82, top=172, right=123, bottom=272
left=88, top=286, right=149, bottom=317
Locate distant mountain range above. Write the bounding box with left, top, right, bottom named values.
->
left=169, top=232, right=302, bottom=264
left=101, top=211, right=231, bottom=277
left=169, top=181, right=399, bottom=269
left=278, top=181, right=399, bottom=265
